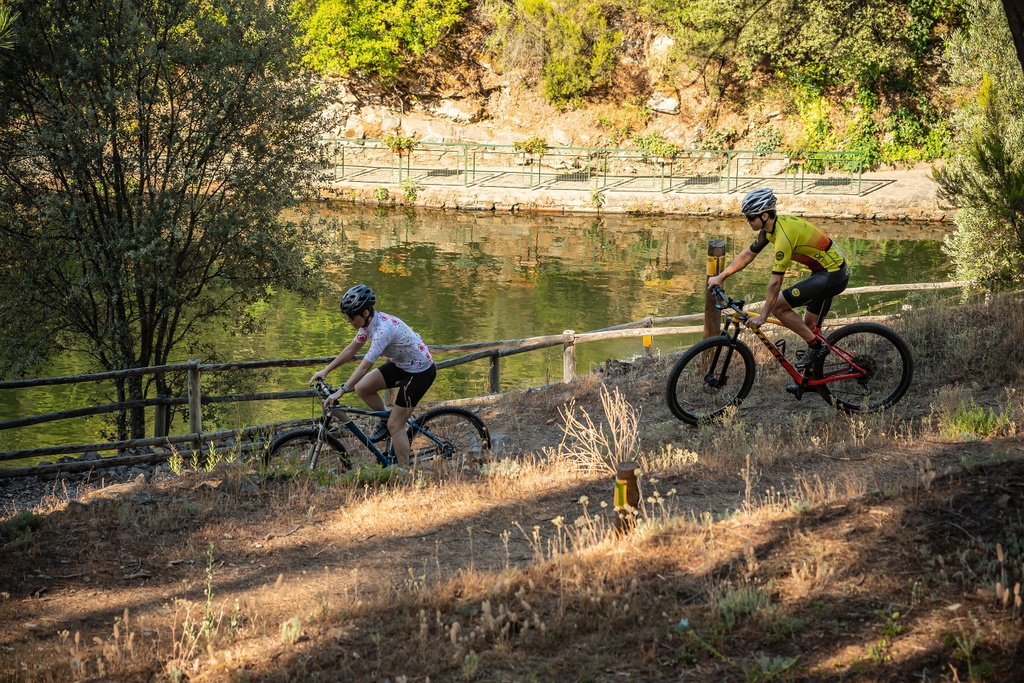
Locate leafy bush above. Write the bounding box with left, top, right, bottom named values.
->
left=512, top=135, right=549, bottom=155
left=382, top=132, right=417, bottom=153
left=299, top=0, right=468, bottom=79
left=483, top=0, right=621, bottom=106
left=749, top=125, right=782, bottom=153
left=631, top=132, right=680, bottom=159
left=937, top=0, right=1024, bottom=287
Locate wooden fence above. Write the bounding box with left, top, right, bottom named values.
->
left=0, top=280, right=968, bottom=477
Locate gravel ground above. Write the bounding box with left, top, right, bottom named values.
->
left=0, top=460, right=172, bottom=519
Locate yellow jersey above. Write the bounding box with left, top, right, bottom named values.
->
left=749, top=215, right=845, bottom=275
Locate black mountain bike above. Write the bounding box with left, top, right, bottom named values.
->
left=264, top=380, right=490, bottom=473
left=666, top=286, right=913, bottom=425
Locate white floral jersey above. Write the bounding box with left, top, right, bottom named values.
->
left=355, top=312, right=433, bottom=372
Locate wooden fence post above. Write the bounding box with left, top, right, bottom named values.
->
left=154, top=394, right=169, bottom=439
left=489, top=352, right=501, bottom=394
left=705, top=239, right=727, bottom=338
left=614, top=460, right=640, bottom=534
left=562, top=330, right=576, bottom=382
left=187, top=359, right=202, bottom=449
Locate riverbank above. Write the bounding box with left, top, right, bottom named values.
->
left=325, top=166, right=949, bottom=221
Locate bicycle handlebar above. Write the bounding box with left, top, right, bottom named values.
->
left=709, top=285, right=750, bottom=322
left=313, top=378, right=352, bottom=403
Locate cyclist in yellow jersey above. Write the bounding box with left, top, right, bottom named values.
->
left=707, top=188, right=849, bottom=369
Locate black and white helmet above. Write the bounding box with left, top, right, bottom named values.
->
left=740, top=188, right=777, bottom=216
left=340, top=284, right=376, bottom=316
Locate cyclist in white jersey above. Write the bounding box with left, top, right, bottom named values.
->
left=309, top=284, right=436, bottom=467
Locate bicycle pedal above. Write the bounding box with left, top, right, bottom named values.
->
left=784, top=384, right=804, bottom=399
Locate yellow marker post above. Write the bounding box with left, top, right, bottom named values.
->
left=705, top=239, right=727, bottom=339
left=613, top=461, right=640, bottom=534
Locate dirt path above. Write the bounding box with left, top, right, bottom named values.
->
left=1, top=345, right=1019, bottom=681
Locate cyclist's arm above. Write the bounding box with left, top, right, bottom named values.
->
left=708, top=247, right=757, bottom=287
left=310, top=337, right=366, bottom=385
left=341, top=358, right=375, bottom=393
left=760, top=273, right=785, bottom=318
left=748, top=272, right=785, bottom=327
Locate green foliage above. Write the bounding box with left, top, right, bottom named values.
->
left=640, top=0, right=964, bottom=97
left=741, top=654, right=799, bottom=683
left=401, top=178, right=422, bottom=204
left=512, top=135, right=549, bottom=155
left=483, top=0, right=621, bottom=105
left=382, top=132, right=418, bottom=153
left=940, top=400, right=1014, bottom=439
left=937, top=0, right=1024, bottom=287
left=714, top=584, right=770, bottom=631
left=337, top=463, right=400, bottom=486
left=749, top=125, right=782, bottom=153
left=280, top=616, right=303, bottom=645
left=373, top=186, right=391, bottom=203
left=0, top=0, right=328, bottom=439
left=631, top=132, right=680, bottom=159
left=1, top=510, right=42, bottom=544
left=0, top=4, right=17, bottom=53
left=299, top=0, right=467, bottom=80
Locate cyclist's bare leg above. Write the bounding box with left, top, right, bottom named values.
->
left=388, top=404, right=415, bottom=466
left=803, top=309, right=820, bottom=334
left=354, top=369, right=388, bottom=411
left=772, top=299, right=816, bottom=343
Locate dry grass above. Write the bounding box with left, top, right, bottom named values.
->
left=2, top=295, right=1024, bottom=682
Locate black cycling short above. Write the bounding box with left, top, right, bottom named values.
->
left=376, top=361, right=437, bottom=408
left=781, top=263, right=849, bottom=320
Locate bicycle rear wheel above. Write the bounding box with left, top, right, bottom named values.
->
left=814, top=322, right=913, bottom=412
left=409, top=407, right=491, bottom=466
left=666, top=336, right=756, bottom=425
left=264, top=428, right=349, bottom=475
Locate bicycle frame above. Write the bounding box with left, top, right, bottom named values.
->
left=715, top=296, right=869, bottom=389
left=312, top=383, right=453, bottom=467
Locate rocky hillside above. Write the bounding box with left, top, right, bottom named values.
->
left=318, top=1, right=959, bottom=169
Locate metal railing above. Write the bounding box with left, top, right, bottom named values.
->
left=321, top=139, right=866, bottom=196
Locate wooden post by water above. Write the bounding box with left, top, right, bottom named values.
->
left=154, top=394, right=169, bottom=439
left=489, top=352, right=500, bottom=394
left=614, top=461, right=640, bottom=534
left=187, top=359, right=202, bottom=449
left=562, top=330, right=576, bottom=382
left=704, top=239, right=727, bottom=338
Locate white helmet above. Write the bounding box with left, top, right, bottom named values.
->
left=741, top=188, right=777, bottom=215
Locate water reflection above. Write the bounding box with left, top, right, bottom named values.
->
left=1, top=205, right=952, bottom=453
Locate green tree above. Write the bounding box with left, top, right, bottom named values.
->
left=936, top=0, right=1024, bottom=286
left=0, top=4, right=16, bottom=55
left=299, top=0, right=467, bottom=80
left=0, top=0, right=328, bottom=439
left=483, top=0, right=621, bottom=106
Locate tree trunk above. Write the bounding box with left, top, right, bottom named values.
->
left=1003, top=0, right=1024, bottom=72
left=127, top=373, right=146, bottom=439
left=114, top=378, right=128, bottom=441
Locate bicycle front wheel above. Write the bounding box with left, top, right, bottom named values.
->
left=666, top=336, right=756, bottom=425
left=815, top=322, right=913, bottom=412
left=409, top=407, right=491, bottom=466
left=264, top=428, right=349, bottom=475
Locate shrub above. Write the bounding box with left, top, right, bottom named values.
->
left=299, top=0, right=468, bottom=80
left=484, top=0, right=621, bottom=106
left=631, top=132, right=680, bottom=159
left=382, top=132, right=417, bottom=154
left=512, top=135, right=548, bottom=155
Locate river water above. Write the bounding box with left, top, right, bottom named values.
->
left=0, top=205, right=953, bottom=455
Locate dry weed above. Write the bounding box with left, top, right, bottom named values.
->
left=549, top=386, right=639, bottom=474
